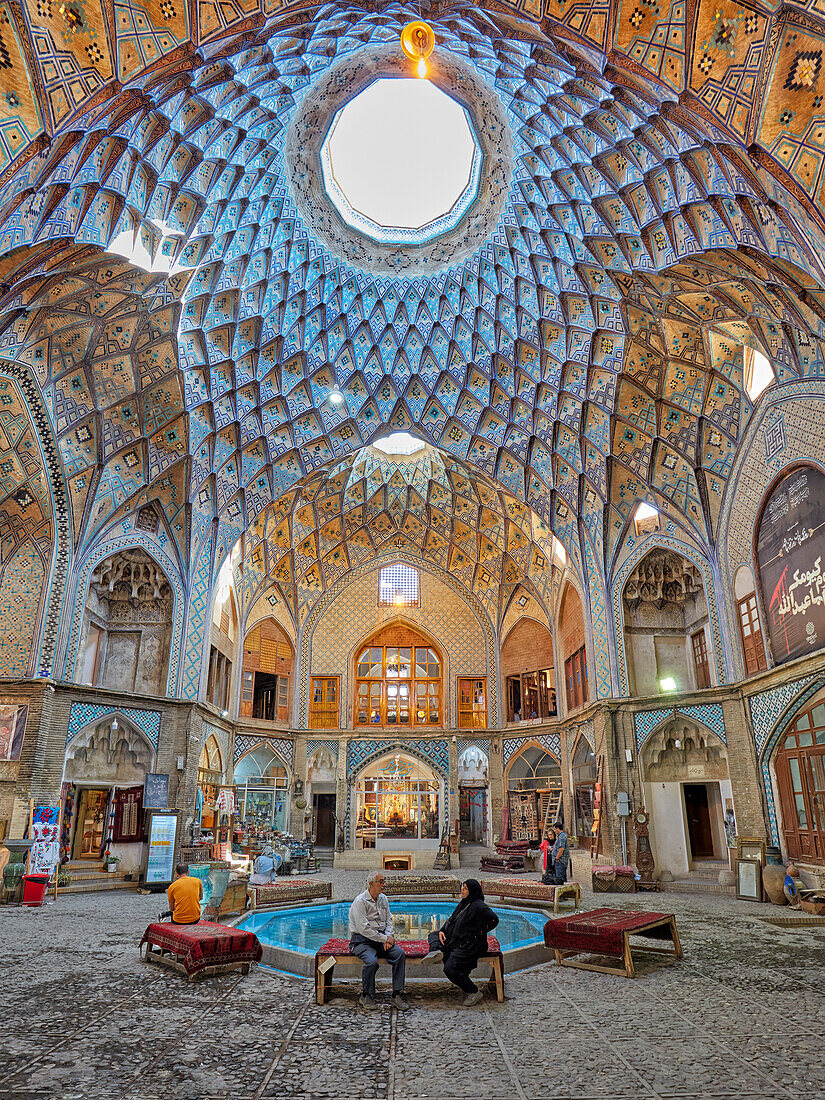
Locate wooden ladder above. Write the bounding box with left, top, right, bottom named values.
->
left=589, top=756, right=604, bottom=860
left=540, top=789, right=563, bottom=838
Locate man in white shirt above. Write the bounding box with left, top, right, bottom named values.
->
left=348, top=871, right=409, bottom=1011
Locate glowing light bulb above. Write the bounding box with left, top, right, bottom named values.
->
left=417, top=56, right=427, bottom=78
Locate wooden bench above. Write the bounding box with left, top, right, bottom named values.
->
left=543, top=907, right=682, bottom=979
left=139, top=920, right=262, bottom=982
left=248, top=878, right=333, bottom=910
left=484, top=877, right=581, bottom=914
left=381, top=875, right=461, bottom=897
left=314, top=936, right=504, bottom=1005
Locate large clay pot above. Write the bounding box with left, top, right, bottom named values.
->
left=762, top=863, right=786, bottom=905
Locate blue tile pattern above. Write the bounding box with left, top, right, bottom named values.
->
left=66, top=703, right=161, bottom=749
left=502, top=733, right=561, bottom=766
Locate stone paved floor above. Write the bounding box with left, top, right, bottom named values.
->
left=1, top=866, right=824, bottom=1100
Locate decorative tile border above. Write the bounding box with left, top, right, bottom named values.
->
left=234, top=733, right=294, bottom=768
left=633, top=703, right=726, bottom=752
left=346, top=738, right=449, bottom=778
left=306, top=739, right=339, bottom=760
left=456, top=738, right=490, bottom=758
left=66, top=702, right=161, bottom=750
left=502, top=733, right=561, bottom=767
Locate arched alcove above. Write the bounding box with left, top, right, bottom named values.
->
left=234, top=744, right=290, bottom=834
left=458, top=745, right=489, bottom=844
left=353, top=751, right=442, bottom=851
left=622, top=548, right=713, bottom=696
left=501, top=618, right=556, bottom=723
left=571, top=736, right=597, bottom=847
left=505, top=742, right=562, bottom=844
left=79, top=549, right=173, bottom=695
left=241, top=619, right=295, bottom=722
left=640, top=716, right=731, bottom=876
left=352, top=622, right=445, bottom=730
left=196, top=735, right=224, bottom=834
left=559, top=585, right=588, bottom=712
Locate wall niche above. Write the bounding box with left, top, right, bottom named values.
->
left=80, top=549, right=173, bottom=695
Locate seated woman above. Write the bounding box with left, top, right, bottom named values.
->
left=429, top=878, right=499, bottom=1007
left=248, top=843, right=279, bottom=885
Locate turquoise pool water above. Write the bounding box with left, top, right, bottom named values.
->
left=238, top=901, right=547, bottom=954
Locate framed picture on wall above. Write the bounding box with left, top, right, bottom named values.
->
left=735, top=858, right=763, bottom=902
left=737, top=836, right=766, bottom=865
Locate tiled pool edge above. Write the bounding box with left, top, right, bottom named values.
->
left=230, top=900, right=554, bottom=978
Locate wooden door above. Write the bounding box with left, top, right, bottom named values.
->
left=74, top=789, right=108, bottom=859
left=314, top=793, right=336, bottom=846
left=683, top=784, right=714, bottom=859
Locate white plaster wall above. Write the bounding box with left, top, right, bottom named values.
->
left=645, top=781, right=690, bottom=877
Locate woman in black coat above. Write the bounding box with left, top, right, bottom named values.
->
left=431, top=878, right=499, bottom=1006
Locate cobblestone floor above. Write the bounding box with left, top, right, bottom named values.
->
left=1, top=865, right=824, bottom=1100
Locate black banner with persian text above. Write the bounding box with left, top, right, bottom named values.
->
left=756, top=465, right=825, bottom=665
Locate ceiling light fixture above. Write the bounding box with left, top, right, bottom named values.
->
left=401, top=20, right=435, bottom=79
left=328, top=384, right=345, bottom=407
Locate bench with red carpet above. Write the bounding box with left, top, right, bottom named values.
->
left=314, top=936, right=504, bottom=1004
left=543, top=907, right=682, bottom=978
left=140, top=921, right=262, bottom=981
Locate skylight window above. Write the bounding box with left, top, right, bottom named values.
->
left=744, top=347, right=774, bottom=401
left=634, top=502, right=660, bottom=537
left=379, top=563, right=420, bottom=608
left=321, top=78, right=479, bottom=243
left=373, top=432, right=425, bottom=456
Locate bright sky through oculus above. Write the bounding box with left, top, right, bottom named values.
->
left=373, top=432, right=426, bottom=456
left=325, top=79, right=475, bottom=230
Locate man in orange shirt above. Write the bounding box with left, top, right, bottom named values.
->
left=159, top=862, right=202, bottom=924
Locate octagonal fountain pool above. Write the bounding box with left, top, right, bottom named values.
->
left=237, top=901, right=550, bottom=977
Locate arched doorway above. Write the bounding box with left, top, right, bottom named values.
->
left=458, top=745, right=489, bottom=844
left=505, top=743, right=562, bottom=843
left=196, top=735, right=224, bottom=837
left=773, top=696, right=825, bottom=864
left=234, top=745, right=289, bottom=837
left=61, top=715, right=154, bottom=870
left=354, top=624, right=442, bottom=728
left=354, top=752, right=442, bottom=851
left=571, top=737, right=597, bottom=847
left=641, top=718, right=731, bottom=876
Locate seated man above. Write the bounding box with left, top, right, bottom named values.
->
left=159, top=862, right=203, bottom=925
left=541, top=824, right=570, bottom=886
left=348, top=872, right=409, bottom=1012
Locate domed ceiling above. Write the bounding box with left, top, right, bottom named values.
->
left=1, top=0, right=825, bottom=689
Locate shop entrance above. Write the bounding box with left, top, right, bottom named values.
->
left=459, top=787, right=487, bottom=843
left=314, top=793, right=336, bottom=846
left=73, top=788, right=108, bottom=859
left=683, top=784, right=714, bottom=859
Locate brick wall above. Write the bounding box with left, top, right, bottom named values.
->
left=501, top=617, right=554, bottom=679
left=559, top=584, right=585, bottom=661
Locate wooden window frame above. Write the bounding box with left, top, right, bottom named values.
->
left=691, top=629, right=711, bottom=690
left=355, top=643, right=442, bottom=728
left=309, top=676, right=340, bottom=730
left=737, top=593, right=767, bottom=675
left=564, top=647, right=588, bottom=711
left=457, top=677, right=487, bottom=729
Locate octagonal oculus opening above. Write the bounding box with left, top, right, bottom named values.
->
left=321, top=78, right=480, bottom=244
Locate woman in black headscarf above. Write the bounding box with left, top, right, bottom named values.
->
left=430, top=878, right=499, bottom=1006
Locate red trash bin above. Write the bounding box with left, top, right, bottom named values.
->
left=21, top=873, right=50, bottom=907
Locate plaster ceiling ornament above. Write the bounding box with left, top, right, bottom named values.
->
left=623, top=549, right=703, bottom=609
left=0, top=0, right=823, bottom=656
